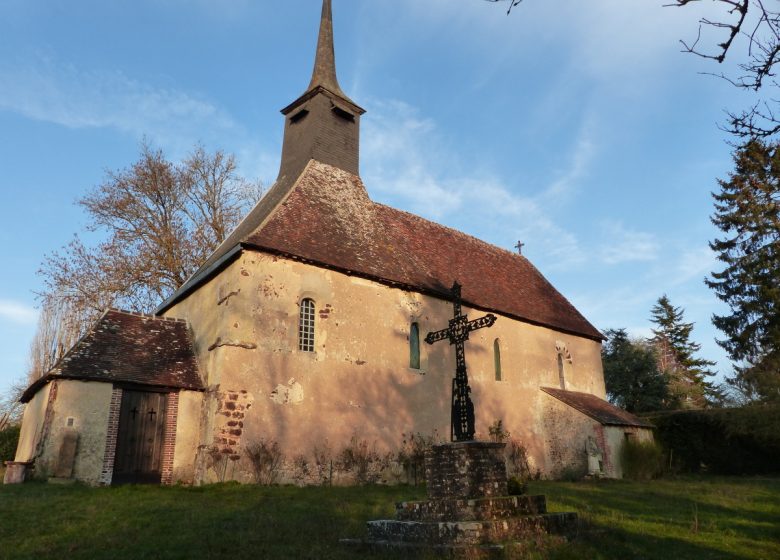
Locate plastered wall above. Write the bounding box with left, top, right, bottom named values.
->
left=165, top=250, right=607, bottom=482
left=32, top=381, right=113, bottom=484
left=14, top=383, right=52, bottom=463
left=172, top=390, right=204, bottom=482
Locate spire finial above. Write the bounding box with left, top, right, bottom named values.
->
left=308, top=0, right=346, bottom=97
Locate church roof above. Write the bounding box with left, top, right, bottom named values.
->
left=156, top=0, right=601, bottom=342
left=541, top=387, right=654, bottom=428
left=21, top=309, right=203, bottom=402
left=159, top=161, right=603, bottom=341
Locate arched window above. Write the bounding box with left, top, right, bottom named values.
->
left=493, top=339, right=502, bottom=381
left=409, top=322, right=421, bottom=369
left=298, top=299, right=315, bottom=352
left=555, top=341, right=572, bottom=390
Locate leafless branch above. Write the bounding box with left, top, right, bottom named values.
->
left=485, top=0, right=524, bottom=15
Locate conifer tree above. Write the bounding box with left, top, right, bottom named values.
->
left=602, top=329, right=668, bottom=413
left=649, top=295, right=717, bottom=408
left=707, top=139, right=780, bottom=402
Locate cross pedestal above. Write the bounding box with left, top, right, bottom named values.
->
left=425, top=441, right=508, bottom=500
left=351, top=441, right=579, bottom=552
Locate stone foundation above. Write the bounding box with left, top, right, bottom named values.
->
left=3, top=461, right=31, bottom=484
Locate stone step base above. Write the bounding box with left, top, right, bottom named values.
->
left=396, top=494, right=548, bottom=522
left=341, top=536, right=571, bottom=559
left=367, top=512, right=578, bottom=546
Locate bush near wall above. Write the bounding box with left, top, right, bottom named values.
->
left=0, top=425, right=21, bottom=463
left=645, top=405, right=780, bottom=475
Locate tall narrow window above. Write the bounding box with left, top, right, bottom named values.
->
left=298, top=299, right=315, bottom=352
left=557, top=354, right=566, bottom=390
left=555, top=341, right=572, bottom=390
left=493, top=339, right=502, bottom=381
left=409, top=322, right=421, bottom=369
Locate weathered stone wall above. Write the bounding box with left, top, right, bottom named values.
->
left=540, top=392, right=595, bottom=477
left=164, top=250, right=606, bottom=482
left=33, top=381, right=113, bottom=484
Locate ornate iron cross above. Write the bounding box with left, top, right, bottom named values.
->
left=425, top=282, right=497, bottom=442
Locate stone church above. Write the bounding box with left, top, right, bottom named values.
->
left=6, top=0, right=652, bottom=487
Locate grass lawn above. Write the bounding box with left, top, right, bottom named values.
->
left=0, top=477, right=777, bottom=559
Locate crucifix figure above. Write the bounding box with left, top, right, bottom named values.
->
left=425, top=282, right=497, bottom=442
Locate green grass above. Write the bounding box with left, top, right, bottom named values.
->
left=0, top=477, right=778, bottom=559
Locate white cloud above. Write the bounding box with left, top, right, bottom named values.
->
left=599, top=221, right=660, bottom=264
left=361, top=97, right=593, bottom=270
left=671, top=246, right=717, bottom=286
left=0, top=300, right=38, bottom=326
left=0, top=56, right=238, bottom=152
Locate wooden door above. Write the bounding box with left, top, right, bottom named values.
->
left=113, top=390, right=167, bottom=484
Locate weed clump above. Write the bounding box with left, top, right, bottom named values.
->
left=621, top=439, right=663, bottom=480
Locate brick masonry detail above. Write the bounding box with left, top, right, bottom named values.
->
left=99, top=387, right=123, bottom=486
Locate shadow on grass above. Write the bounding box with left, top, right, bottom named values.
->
left=0, top=483, right=428, bottom=560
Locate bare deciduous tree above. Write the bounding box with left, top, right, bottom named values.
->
left=0, top=378, right=26, bottom=427
left=485, top=0, right=524, bottom=14
left=494, top=0, right=780, bottom=138
left=669, top=0, right=780, bottom=137
left=33, top=142, right=263, bottom=380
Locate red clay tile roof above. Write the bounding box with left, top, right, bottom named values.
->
left=21, top=309, right=202, bottom=402
left=247, top=162, right=602, bottom=340
left=541, top=387, right=654, bottom=428
left=160, top=160, right=602, bottom=341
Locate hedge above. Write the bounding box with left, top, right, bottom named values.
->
left=0, top=424, right=21, bottom=463
left=645, top=405, right=780, bottom=475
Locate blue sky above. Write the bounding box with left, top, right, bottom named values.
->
left=0, top=0, right=746, bottom=397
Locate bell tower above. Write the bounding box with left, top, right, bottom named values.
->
left=278, top=0, right=365, bottom=180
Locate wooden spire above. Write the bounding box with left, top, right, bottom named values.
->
left=307, top=0, right=347, bottom=98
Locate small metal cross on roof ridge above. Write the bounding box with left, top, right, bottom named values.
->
left=425, top=281, right=497, bottom=442
left=515, top=241, right=525, bottom=255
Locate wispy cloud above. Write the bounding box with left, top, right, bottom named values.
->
left=599, top=221, right=660, bottom=265
left=361, top=98, right=593, bottom=269
left=0, top=300, right=38, bottom=326
left=0, top=55, right=238, bottom=152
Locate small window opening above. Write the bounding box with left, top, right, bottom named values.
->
left=332, top=105, right=355, bottom=122
left=290, top=109, right=309, bottom=124
left=557, top=354, right=566, bottom=390
left=298, top=299, right=316, bottom=352
left=66, top=417, right=75, bottom=427
left=493, top=339, right=502, bottom=381
left=409, top=322, right=421, bottom=369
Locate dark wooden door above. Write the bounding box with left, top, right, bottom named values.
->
left=113, top=390, right=167, bottom=485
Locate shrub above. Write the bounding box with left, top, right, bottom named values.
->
left=645, top=405, right=780, bottom=475
left=245, top=439, right=284, bottom=485
left=507, top=476, right=527, bottom=496
left=338, top=436, right=380, bottom=484
left=312, top=442, right=333, bottom=486
left=488, top=419, right=510, bottom=443
left=291, top=454, right=310, bottom=485
left=504, top=438, right=536, bottom=481
left=397, top=431, right=439, bottom=485
left=621, top=439, right=663, bottom=480
left=0, top=424, right=21, bottom=462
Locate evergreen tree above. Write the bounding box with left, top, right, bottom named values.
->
left=650, top=295, right=717, bottom=408
left=707, top=139, right=780, bottom=402
left=602, top=329, right=668, bottom=413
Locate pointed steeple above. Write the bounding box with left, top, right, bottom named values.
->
left=307, top=0, right=346, bottom=99
left=277, top=0, right=365, bottom=179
